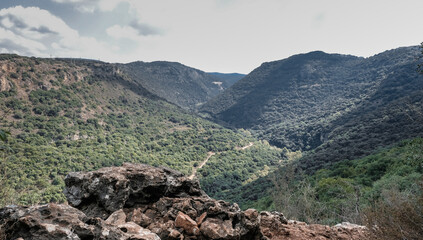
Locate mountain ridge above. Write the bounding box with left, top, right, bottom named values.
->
left=118, top=61, right=242, bottom=110
left=200, top=46, right=422, bottom=153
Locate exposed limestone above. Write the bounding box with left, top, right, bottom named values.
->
left=0, top=76, right=11, bottom=92
left=0, top=163, right=369, bottom=240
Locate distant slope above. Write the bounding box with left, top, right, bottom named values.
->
left=119, top=61, right=229, bottom=110
left=0, top=54, right=282, bottom=206
left=206, top=72, right=245, bottom=89
left=201, top=47, right=423, bottom=155
left=299, top=57, right=423, bottom=171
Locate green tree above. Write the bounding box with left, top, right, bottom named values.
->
left=0, top=129, right=11, bottom=206
left=0, top=129, right=9, bottom=143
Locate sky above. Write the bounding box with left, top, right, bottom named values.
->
left=0, top=0, right=422, bottom=73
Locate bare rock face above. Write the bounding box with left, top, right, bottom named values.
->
left=64, top=163, right=207, bottom=218
left=0, top=163, right=368, bottom=240
left=0, top=203, right=160, bottom=240
left=122, top=197, right=261, bottom=239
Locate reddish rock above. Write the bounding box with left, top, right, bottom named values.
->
left=200, top=218, right=236, bottom=239
left=259, top=217, right=369, bottom=240
left=127, top=208, right=144, bottom=224
left=169, top=228, right=183, bottom=239
left=175, top=211, right=200, bottom=235
left=196, top=212, right=207, bottom=226
left=244, top=208, right=259, bottom=220
left=117, top=222, right=160, bottom=240
left=105, top=209, right=126, bottom=225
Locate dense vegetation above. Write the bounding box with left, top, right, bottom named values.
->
left=298, top=60, right=423, bottom=172
left=0, top=55, right=281, bottom=206
left=199, top=141, right=284, bottom=203
left=272, top=137, right=423, bottom=226
left=1, top=45, right=423, bottom=237
left=200, top=46, right=423, bottom=230
left=201, top=47, right=423, bottom=153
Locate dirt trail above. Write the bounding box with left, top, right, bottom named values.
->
left=189, top=142, right=255, bottom=179
left=189, top=151, right=215, bottom=179
left=235, top=142, right=254, bottom=150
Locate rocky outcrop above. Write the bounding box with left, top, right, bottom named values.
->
left=0, top=203, right=160, bottom=240
left=64, top=163, right=207, bottom=219
left=0, top=163, right=368, bottom=239
left=259, top=216, right=368, bottom=240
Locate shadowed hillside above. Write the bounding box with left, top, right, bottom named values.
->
left=119, top=61, right=242, bottom=110
left=200, top=47, right=423, bottom=159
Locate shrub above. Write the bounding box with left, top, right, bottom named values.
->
left=362, top=180, right=423, bottom=240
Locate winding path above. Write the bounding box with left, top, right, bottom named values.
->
left=188, top=142, right=255, bottom=179
left=236, top=142, right=254, bottom=150
left=189, top=151, right=215, bottom=179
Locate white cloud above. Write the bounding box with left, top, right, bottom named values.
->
left=51, top=0, right=126, bottom=12
left=0, top=6, right=115, bottom=60
left=52, top=0, right=85, bottom=2
left=0, top=27, right=47, bottom=56
left=107, top=25, right=140, bottom=40
left=3, top=0, right=423, bottom=73
left=106, top=22, right=162, bottom=42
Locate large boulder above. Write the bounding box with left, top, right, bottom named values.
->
left=0, top=203, right=160, bottom=240
left=64, top=163, right=207, bottom=218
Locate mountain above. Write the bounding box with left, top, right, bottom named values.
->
left=119, top=61, right=242, bottom=110
left=299, top=50, right=423, bottom=171
left=199, top=46, right=423, bottom=225
left=0, top=54, right=282, bottom=206
left=200, top=47, right=423, bottom=159
left=206, top=72, right=245, bottom=89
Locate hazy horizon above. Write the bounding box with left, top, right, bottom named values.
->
left=0, top=0, right=422, bottom=73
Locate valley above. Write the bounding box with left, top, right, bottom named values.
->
left=1, top=45, right=423, bottom=237
left=0, top=54, right=283, bottom=206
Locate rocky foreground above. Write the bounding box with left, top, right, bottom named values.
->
left=0, top=163, right=368, bottom=239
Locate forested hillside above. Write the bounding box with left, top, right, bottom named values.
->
left=201, top=47, right=423, bottom=153
left=197, top=46, right=423, bottom=226
left=1, top=46, right=422, bottom=233
left=201, top=47, right=423, bottom=166
left=119, top=61, right=239, bottom=110
left=273, top=137, right=423, bottom=227
left=0, top=54, right=283, bottom=206
left=299, top=58, right=423, bottom=172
